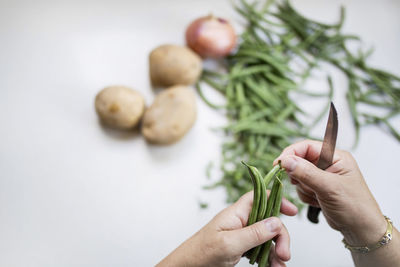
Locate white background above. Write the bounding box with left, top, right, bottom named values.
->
left=0, top=0, right=399, bottom=266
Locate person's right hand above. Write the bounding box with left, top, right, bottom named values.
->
left=274, top=140, right=387, bottom=246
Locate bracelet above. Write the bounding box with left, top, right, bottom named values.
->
left=342, top=216, right=393, bottom=254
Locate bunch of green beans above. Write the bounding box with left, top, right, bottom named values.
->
left=198, top=0, right=331, bottom=207
left=271, top=0, right=400, bottom=144
left=198, top=0, right=400, bottom=207
left=243, top=162, right=284, bottom=267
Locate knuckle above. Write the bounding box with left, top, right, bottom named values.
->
left=338, top=150, right=353, bottom=161
left=271, top=217, right=283, bottom=230
left=282, top=147, right=291, bottom=154
left=250, top=224, right=266, bottom=243
left=297, top=139, right=308, bottom=145
left=216, top=233, right=231, bottom=254
left=336, top=149, right=345, bottom=156
left=299, top=164, right=314, bottom=182
left=341, top=150, right=352, bottom=159
left=237, top=192, right=250, bottom=204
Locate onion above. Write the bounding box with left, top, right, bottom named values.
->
left=186, top=15, right=236, bottom=58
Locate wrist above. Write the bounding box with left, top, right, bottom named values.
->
left=341, top=215, right=388, bottom=247
left=157, top=233, right=206, bottom=267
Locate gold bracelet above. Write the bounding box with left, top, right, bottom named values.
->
left=342, top=216, right=393, bottom=254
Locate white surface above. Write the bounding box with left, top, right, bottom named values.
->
left=0, top=0, right=399, bottom=266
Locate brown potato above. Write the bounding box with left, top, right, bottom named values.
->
left=142, top=85, right=196, bottom=144
left=149, top=44, right=202, bottom=87
left=95, top=86, right=145, bottom=129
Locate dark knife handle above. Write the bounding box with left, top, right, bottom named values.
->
left=307, top=206, right=321, bottom=224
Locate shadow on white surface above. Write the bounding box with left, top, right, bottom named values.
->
left=97, top=120, right=142, bottom=141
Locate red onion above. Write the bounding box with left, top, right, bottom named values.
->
left=186, top=15, right=236, bottom=58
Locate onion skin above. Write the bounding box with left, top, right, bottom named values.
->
left=186, top=15, right=236, bottom=58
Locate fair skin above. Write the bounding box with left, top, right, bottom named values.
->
left=158, top=139, right=400, bottom=267
left=275, top=139, right=400, bottom=267
left=156, top=192, right=298, bottom=267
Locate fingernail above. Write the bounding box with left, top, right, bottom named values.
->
left=265, top=218, right=279, bottom=232
left=283, top=156, right=297, bottom=172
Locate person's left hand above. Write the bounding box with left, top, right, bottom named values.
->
left=156, top=191, right=298, bottom=267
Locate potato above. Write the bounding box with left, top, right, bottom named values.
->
left=95, top=86, right=145, bottom=129
left=149, top=44, right=202, bottom=87
left=142, top=85, right=196, bottom=144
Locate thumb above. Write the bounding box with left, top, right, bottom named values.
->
left=225, top=217, right=282, bottom=254
left=280, top=155, right=335, bottom=194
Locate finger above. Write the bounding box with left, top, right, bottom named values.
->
left=325, top=150, right=354, bottom=174
left=273, top=219, right=291, bottom=262
left=296, top=187, right=320, bottom=207
left=280, top=196, right=298, bottom=216
left=296, top=183, right=316, bottom=198
left=273, top=139, right=323, bottom=165
left=225, top=217, right=283, bottom=254
left=280, top=155, right=336, bottom=194
left=231, top=191, right=253, bottom=214
left=269, top=244, right=287, bottom=267
left=220, top=191, right=254, bottom=227
left=271, top=257, right=286, bottom=267
left=290, top=178, right=299, bottom=185
left=274, top=139, right=342, bottom=167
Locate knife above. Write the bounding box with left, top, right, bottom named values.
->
left=307, top=102, right=338, bottom=224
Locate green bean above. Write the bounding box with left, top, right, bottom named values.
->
left=347, top=82, right=361, bottom=147
left=383, top=120, right=400, bottom=141
left=273, top=104, right=294, bottom=123
left=243, top=162, right=262, bottom=226
left=229, top=122, right=297, bottom=136
left=245, top=79, right=279, bottom=110
left=265, top=173, right=282, bottom=220
left=236, top=49, right=289, bottom=76
left=201, top=75, right=226, bottom=93
left=230, top=65, right=272, bottom=80
left=307, top=76, right=334, bottom=130
left=272, top=176, right=284, bottom=217
left=263, top=164, right=281, bottom=187
left=235, top=82, right=246, bottom=104
left=257, top=171, right=268, bottom=220
left=259, top=174, right=283, bottom=267
left=359, top=98, right=397, bottom=108
left=255, top=136, right=269, bottom=157
left=248, top=94, right=267, bottom=110
left=240, top=107, right=274, bottom=122
left=243, top=162, right=266, bottom=258
left=248, top=135, right=257, bottom=154
left=195, top=82, right=226, bottom=109
left=249, top=167, right=282, bottom=265
left=202, top=69, right=228, bottom=79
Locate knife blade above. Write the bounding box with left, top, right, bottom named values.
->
left=307, top=102, right=338, bottom=223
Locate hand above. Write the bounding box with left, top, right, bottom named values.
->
left=156, top=191, right=298, bottom=267
left=274, top=139, right=386, bottom=246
